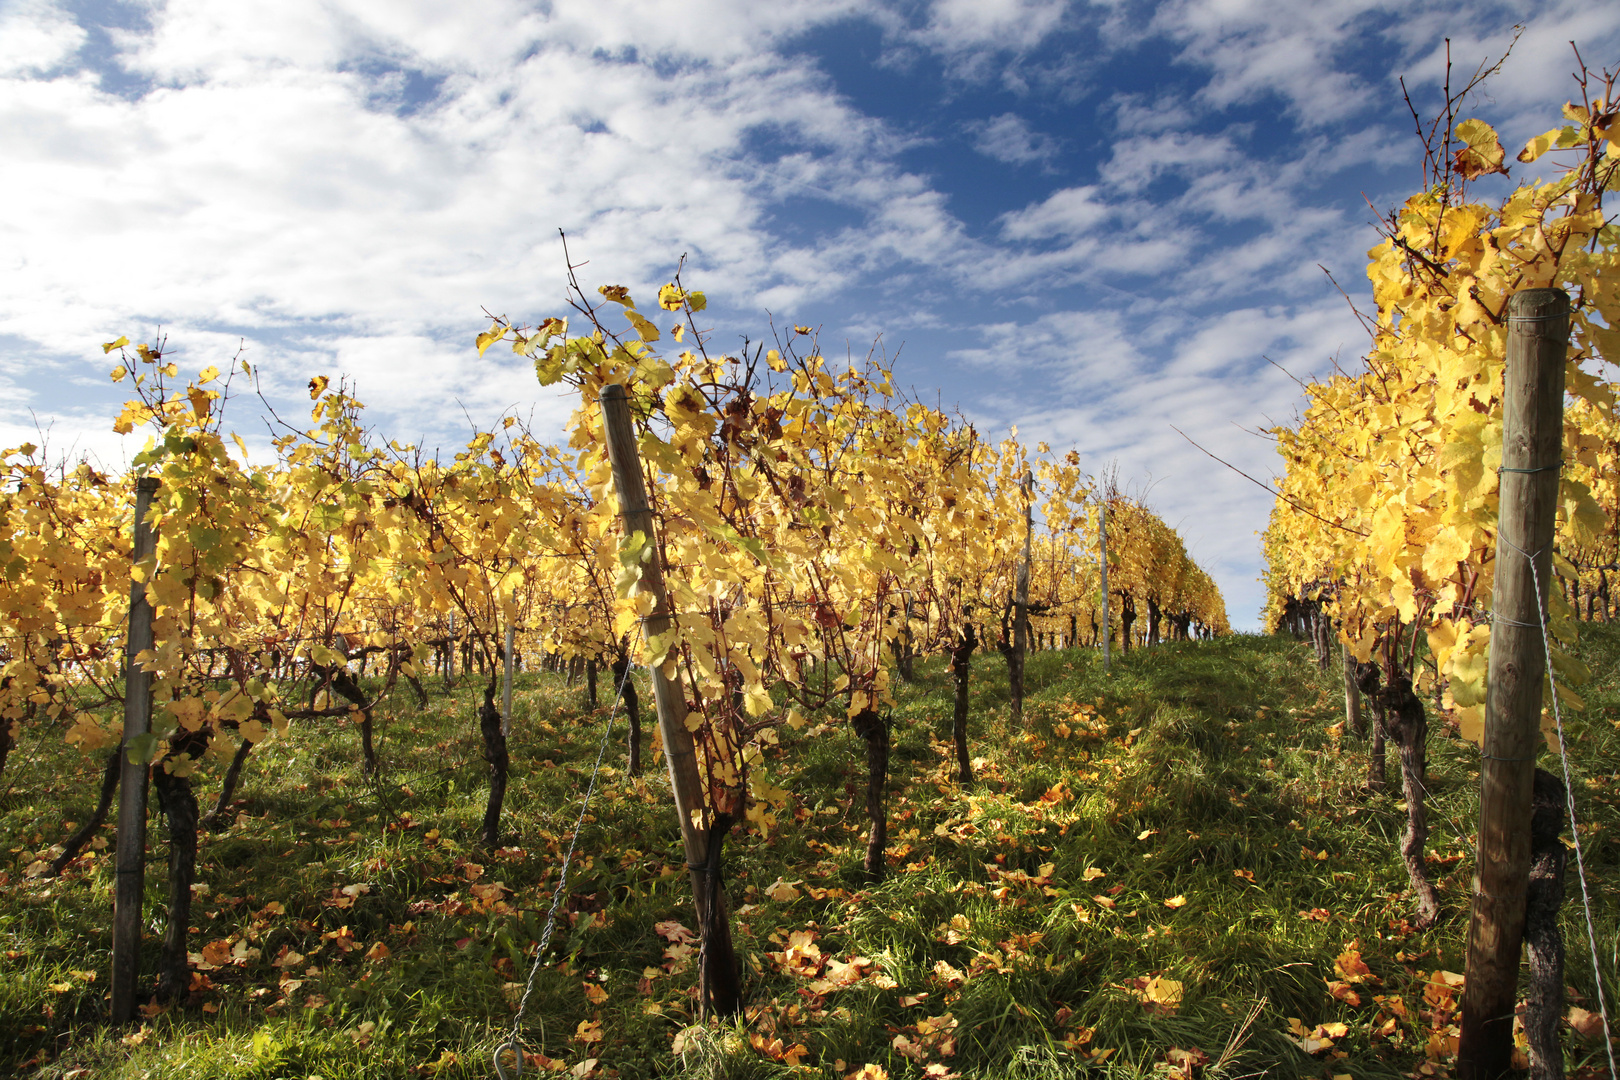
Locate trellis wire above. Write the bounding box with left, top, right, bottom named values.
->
left=493, top=661, right=633, bottom=1080
left=1517, top=539, right=1617, bottom=1079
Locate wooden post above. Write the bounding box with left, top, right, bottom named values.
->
left=111, top=476, right=157, bottom=1024
left=598, top=383, right=740, bottom=1015
left=1457, top=288, right=1570, bottom=1080
left=1343, top=638, right=1364, bottom=737
left=501, top=623, right=515, bottom=738
left=1009, top=470, right=1033, bottom=723
left=1099, top=503, right=1110, bottom=674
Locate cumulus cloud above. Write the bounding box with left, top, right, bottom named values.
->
left=967, top=112, right=1061, bottom=164
left=943, top=296, right=1364, bottom=625
left=0, top=0, right=85, bottom=77
left=3, top=0, right=1612, bottom=627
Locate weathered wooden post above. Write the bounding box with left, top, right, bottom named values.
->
left=1099, top=502, right=1111, bottom=674
left=1009, top=469, right=1033, bottom=722
left=501, top=623, right=515, bottom=738
left=111, top=476, right=157, bottom=1023
left=446, top=611, right=456, bottom=686
left=598, top=382, right=740, bottom=1016
left=1457, top=287, right=1570, bottom=1079
left=1343, top=640, right=1364, bottom=737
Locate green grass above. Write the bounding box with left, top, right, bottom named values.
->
left=2, top=630, right=1618, bottom=1079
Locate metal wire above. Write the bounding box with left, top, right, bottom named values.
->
left=1507, top=537, right=1617, bottom=1080
left=493, top=661, right=632, bottom=1080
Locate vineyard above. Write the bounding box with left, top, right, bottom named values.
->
left=2, top=59, right=1620, bottom=1080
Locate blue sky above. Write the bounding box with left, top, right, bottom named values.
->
left=3, top=0, right=1618, bottom=629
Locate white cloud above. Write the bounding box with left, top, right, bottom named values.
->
left=967, top=112, right=1061, bottom=164
left=895, top=0, right=1071, bottom=79
left=1148, top=0, right=1401, bottom=123
left=1394, top=1, right=1620, bottom=160
left=998, top=185, right=1112, bottom=238
left=0, top=0, right=84, bottom=77
left=4, top=0, right=1610, bottom=631
left=942, top=296, right=1364, bottom=629
left=1, top=1, right=978, bottom=453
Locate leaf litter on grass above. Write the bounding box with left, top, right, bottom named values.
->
left=3, top=632, right=1620, bottom=1077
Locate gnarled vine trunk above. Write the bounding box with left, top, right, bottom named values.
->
left=1525, top=768, right=1568, bottom=1080
left=1380, top=667, right=1439, bottom=928
left=479, top=675, right=508, bottom=850
left=152, top=728, right=208, bottom=1001
left=851, top=708, right=889, bottom=880
left=949, top=626, right=977, bottom=784
left=1354, top=661, right=1387, bottom=792
left=313, top=662, right=374, bottom=776
left=202, top=733, right=256, bottom=831
left=694, top=813, right=742, bottom=1019
left=1343, top=645, right=1364, bottom=738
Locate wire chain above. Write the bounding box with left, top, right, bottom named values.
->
left=494, top=662, right=632, bottom=1080
left=1506, top=537, right=1617, bottom=1079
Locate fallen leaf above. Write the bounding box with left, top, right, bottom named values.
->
left=655, top=920, right=697, bottom=943
left=1326, top=979, right=1362, bottom=1006
left=845, top=1067, right=888, bottom=1080
left=763, top=878, right=801, bottom=902
left=1335, top=947, right=1373, bottom=983
left=1569, top=1006, right=1605, bottom=1040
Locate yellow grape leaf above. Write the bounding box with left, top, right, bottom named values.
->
left=475, top=325, right=504, bottom=356
left=1452, top=118, right=1508, bottom=179
left=308, top=375, right=330, bottom=399
left=625, top=310, right=660, bottom=342
left=1455, top=704, right=1484, bottom=745
left=1420, top=528, right=1470, bottom=583
left=1081, top=867, right=1105, bottom=881
left=598, top=285, right=634, bottom=307
left=102, top=335, right=129, bottom=353
left=1519, top=127, right=1564, bottom=163
left=657, top=283, right=685, bottom=311
left=1427, top=618, right=1460, bottom=673
left=1448, top=627, right=1491, bottom=708
left=1163, top=895, right=1187, bottom=909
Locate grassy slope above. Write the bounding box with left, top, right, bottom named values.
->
left=1, top=630, right=1616, bottom=1079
